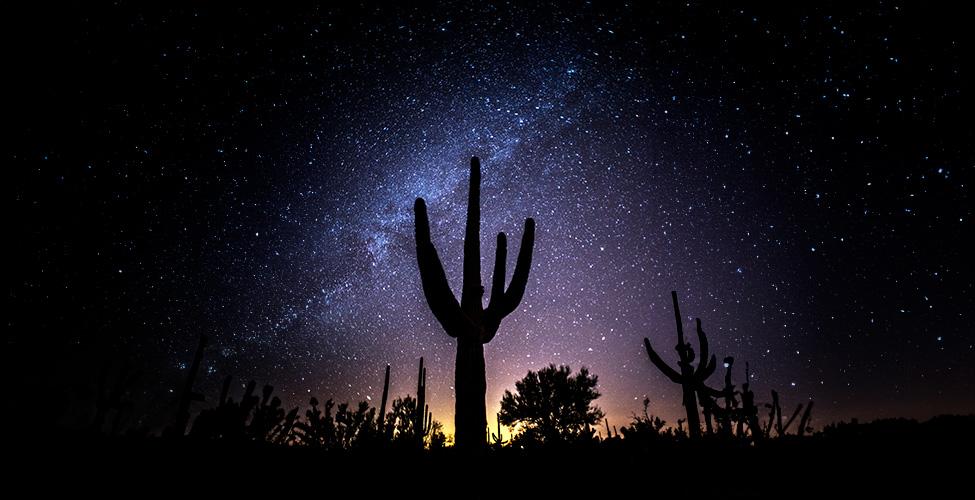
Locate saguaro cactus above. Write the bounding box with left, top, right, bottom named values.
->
left=718, top=356, right=738, bottom=437
left=414, top=357, right=428, bottom=449
left=740, top=362, right=762, bottom=440
left=413, top=156, right=536, bottom=450
left=797, top=401, right=815, bottom=437
left=491, top=413, right=505, bottom=446
left=767, top=389, right=809, bottom=437
left=378, top=364, right=390, bottom=437
left=643, top=292, right=717, bottom=439
left=167, top=333, right=208, bottom=437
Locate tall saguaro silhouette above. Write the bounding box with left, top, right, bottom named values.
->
left=413, top=156, right=536, bottom=450
left=643, top=292, right=717, bottom=439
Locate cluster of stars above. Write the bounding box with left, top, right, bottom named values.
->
left=8, top=2, right=972, bottom=432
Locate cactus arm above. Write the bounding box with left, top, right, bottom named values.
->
left=414, top=197, right=470, bottom=336
left=488, top=232, right=507, bottom=312
left=694, top=318, right=710, bottom=369
left=502, top=217, right=536, bottom=313
left=483, top=218, right=535, bottom=342
left=783, top=404, right=804, bottom=434
left=699, top=383, right=727, bottom=399
left=696, top=354, right=717, bottom=380
left=670, top=291, right=686, bottom=347
left=644, top=338, right=683, bottom=383
left=797, top=401, right=814, bottom=436
left=496, top=218, right=535, bottom=316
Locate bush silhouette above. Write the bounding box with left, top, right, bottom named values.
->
left=499, top=364, right=604, bottom=446
left=387, top=395, right=445, bottom=449
left=619, top=397, right=668, bottom=444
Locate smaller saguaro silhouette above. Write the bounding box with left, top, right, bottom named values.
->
left=740, top=362, right=763, bottom=439
left=643, top=291, right=717, bottom=439
left=413, top=357, right=432, bottom=449
left=765, top=390, right=814, bottom=438
left=413, top=156, right=536, bottom=450
left=491, top=413, right=505, bottom=447
left=166, top=333, right=208, bottom=437
left=378, top=364, right=391, bottom=438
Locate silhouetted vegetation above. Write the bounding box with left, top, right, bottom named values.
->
left=499, top=364, right=604, bottom=447
left=641, top=291, right=819, bottom=442
left=46, top=288, right=968, bottom=464
left=164, top=333, right=208, bottom=438
left=413, top=156, right=535, bottom=450
left=618, top=398, right=669, bottom=444
left=643, top=292, right=717, bottom=439
left=10, top=300, right=973, bottom=496
left=167, top=353, right=446, bottom=452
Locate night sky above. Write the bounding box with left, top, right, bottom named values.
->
left=8, top=2, right=973, bottom=436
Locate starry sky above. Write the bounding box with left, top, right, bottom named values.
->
left=8, top=2, right=973, bottom=435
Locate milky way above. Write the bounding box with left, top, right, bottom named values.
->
left=9, top=2, right=973, bottom=434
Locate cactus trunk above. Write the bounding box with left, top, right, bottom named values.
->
left=672, top=293, right=702, bottom=438
left=415, top=357, right=427, bottom=449
left=454, top=336, right=487, bottom=449
left=379, top=364, right=390, bottom=437
left=681, top=386, right=702, bottom=438
left=772, top=390, right=783, bottom=436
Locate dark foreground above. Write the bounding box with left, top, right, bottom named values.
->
left=9, top=415, right=972, bottom=497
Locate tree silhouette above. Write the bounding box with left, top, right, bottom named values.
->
left=413, top=156, right=536, bottom=450
left=388, top=395, right=443, bottom=449
left=499, top=364, right=604, bottom=446
left=334, top=401, right=377, bottom=449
